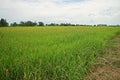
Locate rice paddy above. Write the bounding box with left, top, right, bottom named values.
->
left=0, top=26, right=120, bottom=80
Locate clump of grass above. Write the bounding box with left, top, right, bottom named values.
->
left=0, top=27, right=120, bottom=80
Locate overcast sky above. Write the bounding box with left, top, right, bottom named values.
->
left=0, top=0, right=120, bottom=24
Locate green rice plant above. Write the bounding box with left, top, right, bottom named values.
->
left=0, top=27, right=120, bottom=80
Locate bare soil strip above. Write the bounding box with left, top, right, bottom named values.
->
left=85, top=33, right=120, bottom=80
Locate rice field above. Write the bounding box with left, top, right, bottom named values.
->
left=0, top=27, right=120, bottom=80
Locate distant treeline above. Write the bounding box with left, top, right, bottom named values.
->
left=0, top=18, right=120, bottom=27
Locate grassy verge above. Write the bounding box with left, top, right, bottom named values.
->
left=85, top=30, right=120, bottom=80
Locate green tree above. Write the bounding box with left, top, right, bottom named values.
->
left=0, top=18, right=9, bottom=27
left=19, top=21, right=37, bottom=26
left=38, top=22, right=44, bottom=26
left=19, top=21, right=25, bottom=26
left=32, top=22, right=37, bottom=26
left=47, top=23, right=59, bottom=26
left=10, top=22, right=18, bottom=26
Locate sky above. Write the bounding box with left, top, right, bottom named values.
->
left=0, top=0, right=120, bottom=25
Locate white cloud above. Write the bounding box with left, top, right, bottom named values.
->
left=0, top=0, right=120, bottom=24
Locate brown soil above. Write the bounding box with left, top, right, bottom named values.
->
left=85, top=34, right=120, bottom=80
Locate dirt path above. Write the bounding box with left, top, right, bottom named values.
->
left=85, top=33, right=120, bottom=80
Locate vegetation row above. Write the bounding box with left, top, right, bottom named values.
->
left=0, top=18, right=120, bottom=27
